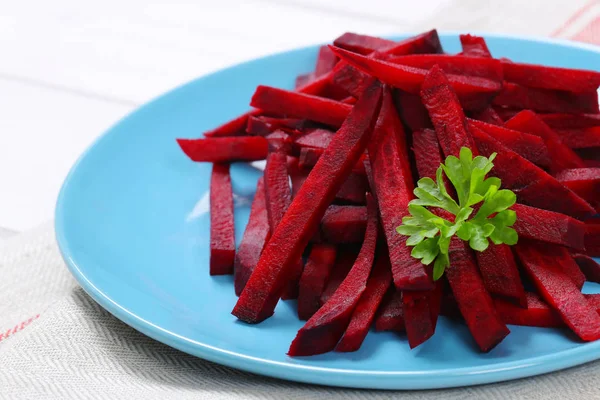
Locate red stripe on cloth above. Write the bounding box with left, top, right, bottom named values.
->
left=0, top=314, right=40, bottom=342
left=552, top=0, right=599, bottom=37
left=571, top=15, right=600, bottom=44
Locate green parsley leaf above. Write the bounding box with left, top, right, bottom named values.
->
left=397, top=147, right=519, bottom=280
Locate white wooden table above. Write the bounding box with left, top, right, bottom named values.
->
left=0, top=0, right=594, bottom=232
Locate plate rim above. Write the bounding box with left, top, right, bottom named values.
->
left=55, top=32, right=600, bottom=390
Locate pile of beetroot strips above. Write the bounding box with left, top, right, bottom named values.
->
left=177, top=30, right=600, bottom=356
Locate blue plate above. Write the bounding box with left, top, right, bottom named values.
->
left=56, top=33, right=600, bottom=390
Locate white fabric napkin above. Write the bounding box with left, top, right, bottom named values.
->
left=2, top=0, right=600, bottom=397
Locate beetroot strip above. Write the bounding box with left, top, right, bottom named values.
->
left=492, top=82, right=599, bottom=114
left=210, top=163, right=235, bottom=275
left=297, top=244, right=338, bottom=320
left=476, top=244, right=527, bottom=307
left=330, top=46, right=501, bottom=111
left=368, top=87, right=431, bottom=290
left=388, top=54, right=502, bottom=81
left=586, top=222, right=600, bottom=257
left=314, top=205, right=367, bottom=244
left=177, top=137, right=268, bottom=163
left=447, top=238, right=510, bottom=352
left=515, top=241, right=600, bottom=341
left=234, top=177, right=270, bottom=295
left=512, top=203, right=586, bottom=251
left=421, top=65, right=478, bottom=157
left=232, top=81, right=383, bottom=323
left=263, top=151, right=303, bottom=299
left=505, top=110, right=585, bottom=173
left=250, top=86, right=352, bottom=128
left=468, top=119, right=550, bottom=168
left=471, top=126, right=595, bottom=219
left=289, top=194, right=379, bottom=356
left=375, top=289, right=405, bottom=332
left=501, top=60, right=600, bottom=92
left=336, top=255, right=392, bottom=352
left=573, top=254, right=600, bottom=283
left=460, top=34, right=492, bottom=57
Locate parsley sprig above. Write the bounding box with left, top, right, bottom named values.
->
left=396, top=147, right=518, bottom=280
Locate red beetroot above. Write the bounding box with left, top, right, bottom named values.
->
left=586, top=222, right=600, bottom=257
left=494, top=293, right=563, bottom=328
left=492, top=82, right=599, bottom=114
left=403, top=289, right=437, bottom=349
left=368, top=87, right=431, bottom=290
left=447, top=238, right=510, bottom=352
left=297, top=137, right=368, bottom=175
left=292, top=46, right=339, bottom=89
left=389, top=54, right=503, bottom=82
left=331, top=31, right=442, bottom=98
left=541, top=113, right=600, bottom=130
left=288, top=157, right=308, bottom=199
left=381, top=29, right=443, bottom=56
left=315, top=45, right=338, bottom=77
left=493, top=107, right=520, bottom=122
left=263, top=152, right=292, bottom=233
left=250, top=86, right=352, bottom=128
left=297, top=244, right=338, bottom=320
left=470, top=107, right=504, bottom=125
left=393, top=91, right=432, bottom=131
left=501, top=60, right=600, bottom=93
left=468, top=119, right=550, bottom=168
left=412, top=129, right=455, bottom=196
left=587, top=294, right=600, bottom=310
left=555, top=168, right=600, bottom=211
left=446, top=292, right=598, bottom=328
left=330, top=46, right=501, bottom=110
left=333, top=30, right=442, bottom=57
left=288, top=195, right=379, bottom=355
left=234, top=178, right=270, bottom=295
left=246, top=115, right=274, bottom=136
left=333, top=33, right=395, bottom=55
left=471, top=127, right=595, bottom=219
left=265, top=130, right=293, bottom=153
left=246, top=116, right=308, bottom=136
left=204, top=71, right=333, bottom=139
left=294, top=128, right=334, bottom=150
left=336, top=255, right=393, bottom=352
left=584, top=159, right=600, bottom=168
left=555, top=127, right=600, bottom=149
left=572, top=254, right=600, bottom=283
left=232, top=81, right=383, bottom=323
left=177, top=137, right=268, bottom=163
left=210, top=163, right=235, bottom=275
left=263, top=151, right=303, bottom=299
left=375, top=289, right=405, bottom=332
left=321, top=250, right=357, bottom=305
left=512, top=203, right=586, bottom=251
left=412, top=129, right=444, bottom=179
left=537, top=243, right=586, bottom=289
left=295, top=73, right=313, bottom=89
left=505, top=110, right=585, bottom=173
left=205, top=111, right=258, bottom=138
left=335, top=173, right=368, bottom=204
left=290, top=163, right=367, bottom=205
left=476, top=244, right=527, bottom=307
left=421, top=66, right=478, bottom=158
left=315, top=205, right=367, bottom=244
left=515, top=240, right=600, bottom=341
left=460, top=34, right=492, bottom=57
